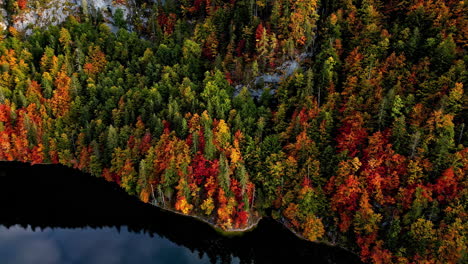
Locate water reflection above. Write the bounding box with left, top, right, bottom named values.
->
left=0, top=162, right=361, bottom=264
left=0, top=225, right=224, bottom=264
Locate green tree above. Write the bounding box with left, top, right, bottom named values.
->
left=114, top=8, right=126, bottom=29
left=201, top=70, right=232, bottom=120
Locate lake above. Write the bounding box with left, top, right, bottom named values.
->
left=0, top=225, right=218, bottom=264
left=0, top=161, right=362, bottom=264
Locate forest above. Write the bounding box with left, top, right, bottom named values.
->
left=0, top=0, right=466, bottom=263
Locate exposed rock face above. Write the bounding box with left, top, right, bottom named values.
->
left=1, top=0, right=133, bottom=34
left=0, top=0, right=7, bottom=31
left=234, top=53, right=310, bottom=99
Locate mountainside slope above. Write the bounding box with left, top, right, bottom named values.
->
left=0, top=0, right=466, bottom=263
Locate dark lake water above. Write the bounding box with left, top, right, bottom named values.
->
left=0, top=161, right=362, bottom=264
left=0, top=225, right=217, bottom=264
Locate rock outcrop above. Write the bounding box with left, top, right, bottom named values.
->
left=1, top=0, right=134, bottom=34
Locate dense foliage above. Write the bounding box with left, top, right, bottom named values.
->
left=0, top=0, right=467, bottom=263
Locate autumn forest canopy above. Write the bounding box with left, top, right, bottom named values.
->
left=0, top=0, right=466, bottom=263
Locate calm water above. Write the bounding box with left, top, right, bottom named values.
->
left=0, top=162, right=361, bottom=264
left=0, top=225, right=227, bottom=264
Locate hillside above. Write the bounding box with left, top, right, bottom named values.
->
left=0, top=0, right=466, bottom=263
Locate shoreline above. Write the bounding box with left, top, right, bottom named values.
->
left=155, top=203, right=263, bottom=235
left=0, top=160, right=359, bottom=258
left=0, top=160, right=263, bottom=235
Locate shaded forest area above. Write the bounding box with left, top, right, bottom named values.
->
left=0, top=0, right=466, bottom=263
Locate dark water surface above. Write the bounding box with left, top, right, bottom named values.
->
left=0, top=225, right=215, bottom=264
left=0, top=161, right=362, bottom=264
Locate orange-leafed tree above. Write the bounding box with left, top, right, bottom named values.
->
left=327, top=157, right=363, bottom=232
left=289, top=0, right=318, bottom=46
left=437, top=218, right=467, bottom=263
left=216, top=188, right=236, bottom=230
left=50, top=72, right=71, bottom=117
left=84, top=46, right=107, bottom=78
left=360, top=131, right=406, bottom=205
left=353, top=191, right=382, bottom=261
left=12, top=110, right=31, bottom=162
left=77, top=146, right=91, bottom=170
left=0, top=131, right=13, bottom=161
left=302, top=215, right=325, bottom=242
left=0, top=103, right=13, bottom=161
left=175, top=177, right=193, bottom=214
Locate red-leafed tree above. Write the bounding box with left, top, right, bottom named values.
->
left=336, top=111, right=368, bottom=157
left=255, top=23, right=265, bottom=42
left=17, top=0, right=27, bottom=10
left=234, top=205, right=249, bottom=228
left=191, top=153, right=219, bottom=186
left=157, top=12, right=177, bottom=35
left=139, top=132, right=152, bottom=155
left=432, top=167, right=460, bottom=203
left=360, top=131, right=406, bottom=205
left=30, top=144, right=44, bottom=164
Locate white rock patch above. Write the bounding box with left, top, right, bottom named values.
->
left=8, top=0, right=131, bottom=34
